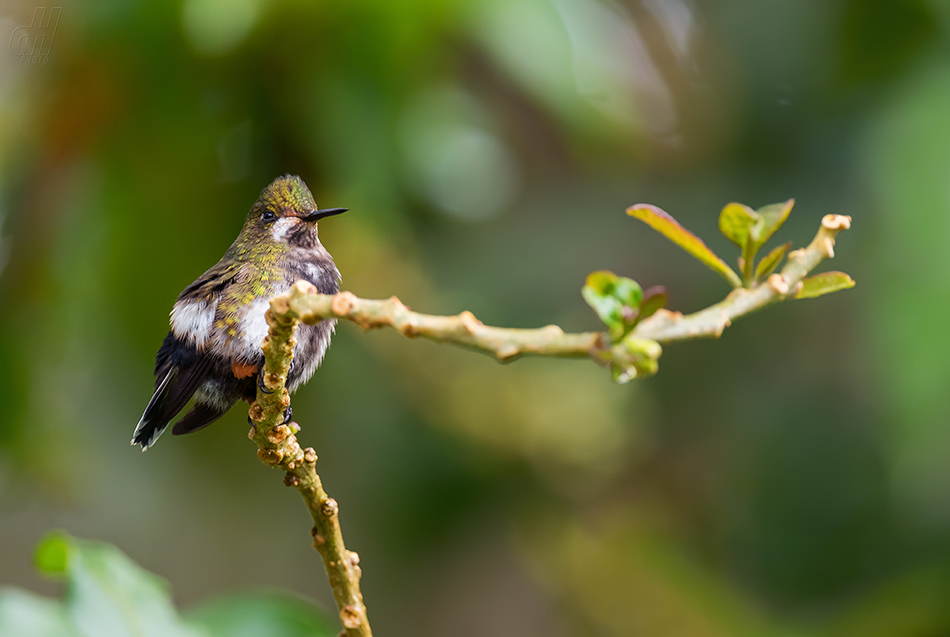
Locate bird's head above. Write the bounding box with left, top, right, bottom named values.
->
left=240, top=175, right=346, bottom=250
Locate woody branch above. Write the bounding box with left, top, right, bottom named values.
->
left=277, top=214, right=852, bottom=368
left=247, top=310, right=371, bottom=637
left=247, top=213, right=850, bottom=636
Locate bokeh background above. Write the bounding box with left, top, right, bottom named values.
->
left=2, top=0, right=949, bottom=635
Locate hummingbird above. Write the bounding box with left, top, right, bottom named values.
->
left=131, top=175, right=346, bottom=451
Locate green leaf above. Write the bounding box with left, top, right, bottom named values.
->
left=9, top=534, right=339, bottom=637
left=750, top=199, right=794, bottom=246
left=718, top=202, right=759, bottom=248
left=628, top=204, right=742, bottom=288
left=185, top=590, right=336, bottom=637
left=34, top=532, right=71, bottom=578
left=754, top=242, right=792, bottom=281
left=796, top=271, right=856, bottom=299
left=0, top=589, right=76, bottom=637
left=582, top=270, right=642, bottom=339
left=39, top=533, right=202, bottom=637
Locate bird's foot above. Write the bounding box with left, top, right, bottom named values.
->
left=282, top=406, right=293, bottom=425
left=257, top=369, right=274, bottom=394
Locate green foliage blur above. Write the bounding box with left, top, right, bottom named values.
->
left=1, top=0, right=948, bottom=635
left=0, top=532, right=335, bottom=636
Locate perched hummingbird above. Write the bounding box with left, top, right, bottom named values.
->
left=132, top=175, right=346, bottom=451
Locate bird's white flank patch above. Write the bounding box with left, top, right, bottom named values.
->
left=271, top=217, right=295, bottom=242
left=305, top=262, right=325, bottom=285
left=171, top=299, right=216, bottom=347
left=240, top=297, right=272, bottom=353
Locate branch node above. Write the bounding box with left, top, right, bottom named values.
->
left=294, top=280, right=318, bottom=295
left=330, top=291, right=358, bottom=317
left=496, top=344, right=520, bottom=362
left=270, top=295, right=291, bottom=316
left=399, top=319, right=419, bottom=338
left=768, top=273, right=789, bottom=295
left=321, top=497, right=339, bottom=518
left=283, top=472, right=299, bottom=487
left=257, top=448, right=283, bottom=466
left=304, top=447, right=318, bottom=463
left=713, top=314, right=729, bottom=337
left=458, top=310, right=482, bottom=333
left=340, top=606, right=363, bottom=630
left=388, top=295, right=407, bottom=312
left=313, top=532, right=326, bottom=548
left=820, top=237, right=836, bottom=258
left=267, top=424, right=291, bottom=444
left=348, top=550, right=360, bottom=566
left=787, top=248, right=806, bottom=262
left=264, top=372, right=281, bottom=390
left=248, top=403, right=265, bottom=423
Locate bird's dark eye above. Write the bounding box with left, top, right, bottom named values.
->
left=262, top=210, right=277, bottom=222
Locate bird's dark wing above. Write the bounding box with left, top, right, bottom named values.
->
left=171, top=402, right=229, bottom=436
left=132, top=335, right=216, bottom=450
left=178, top=260, right=240, bottom=303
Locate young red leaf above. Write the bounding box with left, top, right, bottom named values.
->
left=637, top=285, right=667, bottom=322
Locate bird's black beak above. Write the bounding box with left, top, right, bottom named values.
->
left=303, top=207, right=348, bottom=222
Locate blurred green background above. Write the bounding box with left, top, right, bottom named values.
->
left=1, top=0, right=949, bottom=634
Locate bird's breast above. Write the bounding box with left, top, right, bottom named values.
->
left=170, top=254, right=337, bottom=363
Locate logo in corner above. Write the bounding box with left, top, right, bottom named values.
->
left=9, top=7, right=62, bottom=64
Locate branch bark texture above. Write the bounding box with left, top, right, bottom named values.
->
left=247, top=309, right=371, bottom=637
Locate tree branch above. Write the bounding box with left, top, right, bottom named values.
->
left=274, top=214, right=851, bottom=375
left=247, top=309, right=371, bottom=637
left=246, top=213, right=850, bottom=635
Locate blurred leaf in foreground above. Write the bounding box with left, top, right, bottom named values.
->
left=0, top=589, right=75, bottom=637
left=0, top=533, right=334, bottom=637
left=32, top=531, right=201, bottom=637
left=185, top=591, right=336, bottom=637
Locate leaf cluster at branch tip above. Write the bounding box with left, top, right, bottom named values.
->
left=627, top=199, right=808, bottom=289
left=582, top=271, right=666, bottom=341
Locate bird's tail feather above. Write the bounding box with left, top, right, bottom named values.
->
left=172, top=402, right=228, bottom=436
left=131, top=370, right=174, bottom=450
left=132, top=356, right=215, bottom=451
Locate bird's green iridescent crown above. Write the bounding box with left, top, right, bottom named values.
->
left=255, top=174, right=317, bottom=215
